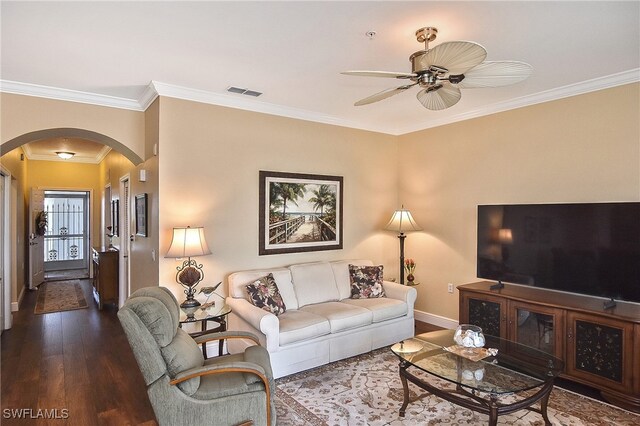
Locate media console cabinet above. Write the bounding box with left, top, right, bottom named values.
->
left=458, top=281, right=640, bottom=413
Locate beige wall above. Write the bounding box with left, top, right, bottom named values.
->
left=2, top=84, right=638, bottom=322
left=127, top=99, right=160, bottom=294
left=398, top=83, right=640, bottom=322
left=157, top=98, right=400, bottom=301
left=0, top=93, right=156, bottom=309
left=0, top=93, right=146, bottom=162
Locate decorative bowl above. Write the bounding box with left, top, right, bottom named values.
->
left=454, top=324, right=485, bottom=349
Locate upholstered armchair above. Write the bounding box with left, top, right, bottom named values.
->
left=118, top=287, right=276, bottom=426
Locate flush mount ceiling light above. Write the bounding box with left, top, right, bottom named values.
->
left=56, top=151, right=75, bottom=160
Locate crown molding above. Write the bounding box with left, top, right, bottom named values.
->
left=393, top=68, right=640, bottom=135
left=149, top=81, right=390, bottom=134
left=2, top=68, right=638, bottom=136
left=22, top=152, right=105, bottom=164
left=0, top=80, right=143, bottom=111
left=139, top=83, right=160, bottom=110
left=94, top=145, right=113, bottom=163
left=22, top=142, right=112, bottom=164
left=21, top=143, right=34, bottom=158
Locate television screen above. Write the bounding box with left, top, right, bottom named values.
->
left=477, top=203, right=640, bottom=304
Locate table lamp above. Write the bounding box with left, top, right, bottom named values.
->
left=165, top=226, right=211, bottom=310
left=385, top=206, right=422, bottom=284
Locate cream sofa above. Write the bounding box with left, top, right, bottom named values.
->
left=226, top=260, right=417, bottom=378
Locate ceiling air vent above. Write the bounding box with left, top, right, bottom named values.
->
left=227, top=86, right=262, bottom=97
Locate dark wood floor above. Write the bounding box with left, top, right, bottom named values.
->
left=1, top=279, right=156, bottom=425
left=2, top=281, right=602, bottom=424
left=1, top=280, right=443, bottom=425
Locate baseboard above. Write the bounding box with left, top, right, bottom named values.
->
left=414, top=309, right=458, bottom=330
left=11, top=286, right=25, bottom=312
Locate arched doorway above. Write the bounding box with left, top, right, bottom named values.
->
left=1, top=128, right=143, bottom=165
left=1, top=128, right=143, bottom=326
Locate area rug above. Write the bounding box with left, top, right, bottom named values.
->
left=275, top=348, right=640, bottom=425
left=34, top=280, right=88, bottom=314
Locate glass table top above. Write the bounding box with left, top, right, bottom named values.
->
left=179, top=304, right=232, bottom=323
left=391, top=329, right=563, bottom=395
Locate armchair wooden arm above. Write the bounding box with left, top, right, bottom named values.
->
left=192, top=330, right=260, bottom=346
left=170, top=361, right=271, bottom=426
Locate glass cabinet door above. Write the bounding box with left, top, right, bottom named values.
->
left=508, top=301, right=564, bottom=360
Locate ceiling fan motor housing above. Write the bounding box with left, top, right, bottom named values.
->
left=410, top=50, right=434, bottom=74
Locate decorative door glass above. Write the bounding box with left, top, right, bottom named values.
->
left=43, top=191, right=89, bottom=271
left=514, top=308, right=555, bottom=355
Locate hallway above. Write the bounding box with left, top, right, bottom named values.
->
left=1, top=279, right=156, bottom=425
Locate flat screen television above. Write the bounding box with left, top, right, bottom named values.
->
left=477, top=202, right=640, bottom=304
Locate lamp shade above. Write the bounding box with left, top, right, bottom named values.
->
left=165, top=226, right=211, bottom=258
left=498, top=228, right=513, bottom=244
left=385, top=207, right=422, bottom=233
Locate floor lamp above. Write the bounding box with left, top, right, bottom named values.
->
left=385, top=206, right=422, bottom=284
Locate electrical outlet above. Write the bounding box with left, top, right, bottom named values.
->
left=447, top=283, right=454, bottom=293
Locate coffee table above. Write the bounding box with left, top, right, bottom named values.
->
left=391, top=329, right=563, bottom=425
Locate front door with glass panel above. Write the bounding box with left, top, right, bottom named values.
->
left=43, top=191, right=90, bottom=271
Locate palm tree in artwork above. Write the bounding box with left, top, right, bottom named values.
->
left=309, top=185, right=333, bottom=216
left=270, top=183, right=306, bottom=218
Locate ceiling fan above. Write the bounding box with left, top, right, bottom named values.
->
left=342, top=27, right=533, bottom=110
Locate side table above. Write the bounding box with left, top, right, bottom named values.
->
left=179, top=305, right=232, bottom=359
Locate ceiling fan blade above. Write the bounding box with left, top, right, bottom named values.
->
left=422, top=41, right=487, bottom=75
left=454, top=61, right=533, bottom=88
left=354, top=84, right=416, bottom=106
left=416, top=84, right=461, bottom=110
left=342, top=70, right=416, bottom=79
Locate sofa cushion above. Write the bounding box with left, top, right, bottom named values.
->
left=278, top=310, right=331, bottom=345
left=300, top=302, right=373, bottom=333
left=229, top=268, right=299, bottom=310
left=341, top=297, right=408, bottom=322
left=289, top=262, right=340, bottom=307
left=160, top=328, right=204, bottom=396
left=330, top=259, right=374, bottom=300
left=349, top=264, right=386, bottom=299
left=245, top=273, right=287, bottom=316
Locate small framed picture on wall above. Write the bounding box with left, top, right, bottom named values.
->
left=135, top=193, right=148, bottom=237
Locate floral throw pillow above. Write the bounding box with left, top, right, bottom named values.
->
left=349, top=265, right=386, bottom=299
left=245, top=273, right=287, bottom=316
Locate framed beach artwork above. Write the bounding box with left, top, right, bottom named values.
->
left=259, top=170, right=343, bottom=255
